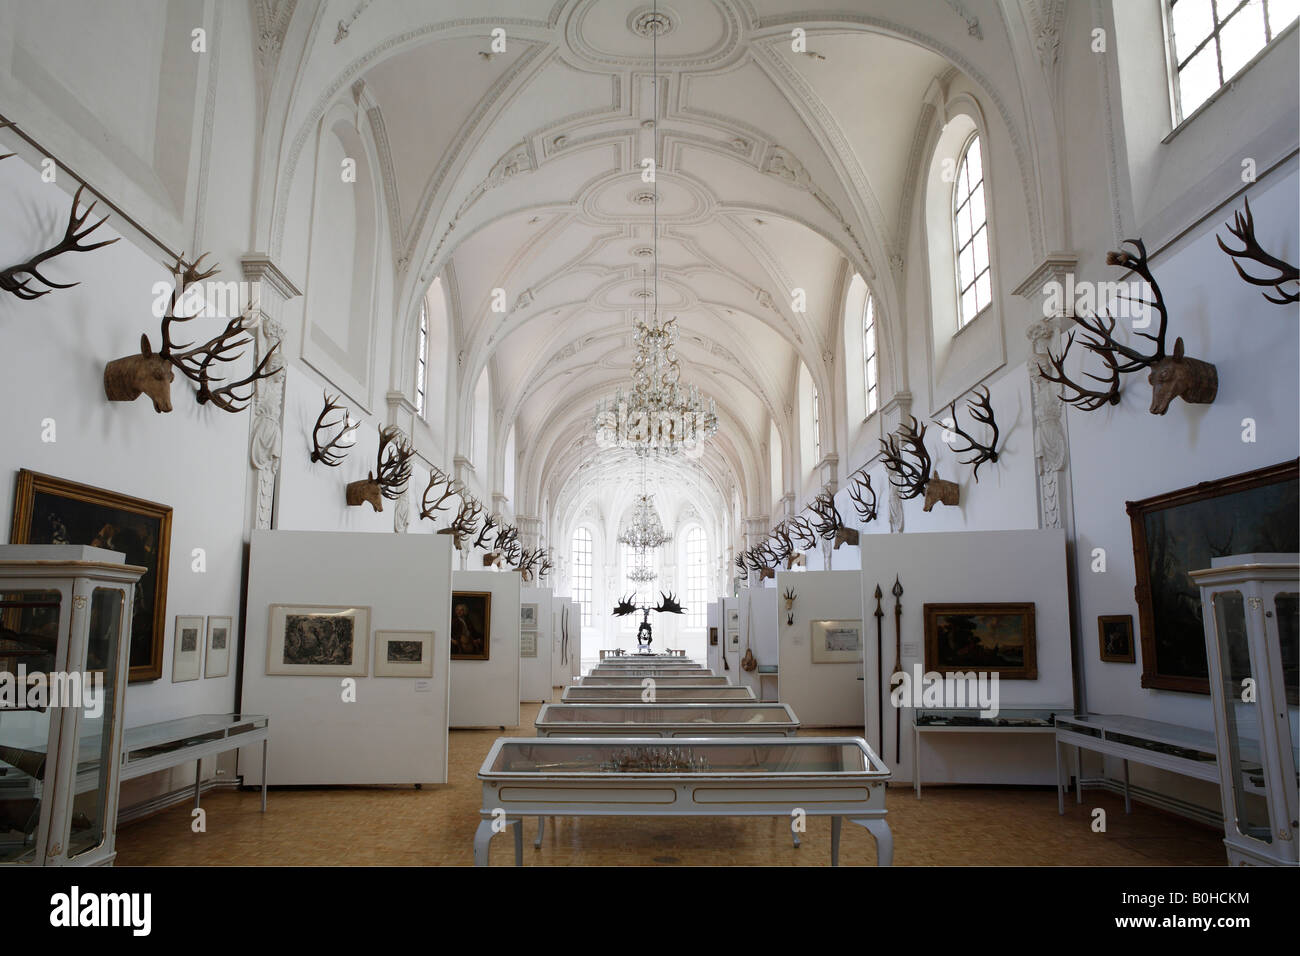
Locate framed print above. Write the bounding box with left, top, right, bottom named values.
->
left=451, top=591, right=491, bottom=661
left=10, top=469, right=173, bottom=682
left=205, top=615, right=232, bottom=678
left=172, top=615, right=203, bottom=682
left=1127, top=459, right=1297, bottom=695
left=923, top=603, right=1038, bottom=680
left=520, top=632, right=537, bottom=658
left=267, top=604, right=369, bottom=676
left=374, top=630, right=434, bottom=678
left=709, top=626, right=718, bottom=647
left=726, top=608, right=739, bottom=628
left=727, top=629, right=740, bottom=652
left=1098, top=615, right=1135, bottom=663
left=810, top=619, right=863, bottom=664
left=520, top=603, right=538, bottom=630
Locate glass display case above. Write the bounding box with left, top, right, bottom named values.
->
left=914, top=708, right=1062, bottom=728
left=535, top=702, right=800, bottom=736
left=1190, top=553, right=1299, bottom=866
left=577, top=675, right=730, bottom=686
left=561, top=684, right=756, bottom=702
left=0, top=545, right=142, bottom=867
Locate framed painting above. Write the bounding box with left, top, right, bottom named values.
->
left=172, top=615, right=203, bottom=683
left=810, top=619, right=863, bottom=664
left=520, top=631, right=537, bottom=658
left=266, top=605, right=369, bottom=676
left=451, top=591, right=491, bottom=661
left=10, top=469, right=173, bottom=682
left=709, top=626, right=718, bottom=647
left=923, top=603, right=1038, bottom=680
left=1127, top=459, right=1298, bottom=695
left=1098, top=615, right=1135, bottom=663
left=205, top=615, right=232, bottom=678
left=520, top=603, right=537, bottom=630
left=374, top=630, right=434, bottom=678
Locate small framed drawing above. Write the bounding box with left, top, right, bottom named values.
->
left=521, top=604, right=538, bottom=630
left=727, top=608, right=739, bottom=627
left=374, top=630, right=434, bottom=678
left=727, top=629, right=740, bottom=651
left=172, top=615, right=203, bottom=682
left=709, top=626, right=718, bottom=647
left=205, top=616, right=232, bottom=678
left=267, top=605, right=370, bottom=676
left=1098, top=615, right=1135, bottom=663
left=924, top=603, right=1038, bottom=680
left=520, top=632, right=538, bottom=658
left=811, top=620, right=863, bottom=664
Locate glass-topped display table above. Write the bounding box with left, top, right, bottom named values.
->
left=475, top=736, right=891, bottom=866
left=561, top=685, right=756, bottom=703
left=536, top=702, right=800, bottom=737
left=121, top=714, right=270, bottom=813
left=589, top=666, right=707, bottom=677
left=912, top=707, right=1065, bottom=797
left=577, top=675, right=730, bottom=687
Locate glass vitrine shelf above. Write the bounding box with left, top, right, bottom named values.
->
left=484, top=737, right=884, bottom=776
left=123, top=714, right=268, bottom=766
left=915, top=707, right=1063, bottom=729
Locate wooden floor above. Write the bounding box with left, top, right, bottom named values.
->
left=115, top=700, right=1226, bottom=866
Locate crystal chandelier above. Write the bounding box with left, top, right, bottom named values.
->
left=619, top=493, right=671, bottom=551
left=591, top=1, right=718, bottom=458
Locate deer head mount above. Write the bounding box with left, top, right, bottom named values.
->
left=880, top=417, right=932, bottom=500
left=936, top=385, right=1000, bottom=482
left=419, top=467, right=461, bottom=523
left=310, top=391, right=358, bottom=466
left=653, top=591, right=685, bottom=615
left=769, top=523, right=794, bottom=567
left=345, top=426, right=413, bottom=511
left=848, top=471, right=878, bottom=523
left=104, top=254, right=281, bottom=413
left=1037, top=239, right=1217, bottom=416
left=811, top=491, right=859, bottom=549
left=787, top=515, right=818, bottom=552
left=1217, top=196, right=1299, bottom=305
left=437, top=495, right=483, bottom=549
left=2, top=183, right=119, bottom=300
left=744, top=546, right=775, bottom=581
left=923, top=472, right=960, bottom=512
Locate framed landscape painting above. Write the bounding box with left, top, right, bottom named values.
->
left=924, top=603, right=1038, bottom=680
left=373, top=630, right=434, bottom=678
left=1127, top=459, right=1298, bottom=695
left=267, top=605, right=370, bottom=676
left=451, top=591, right=491, bottom=661
left=810, top=619, right=863, bottom=664
left=10, top=469, right=173, bottom=682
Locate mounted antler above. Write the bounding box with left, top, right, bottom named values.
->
left=1037, top=329, right=1122, bottom=411
left=848, top=471, right=878, bottom=523
left=438, top=495, right=483, bottom=549
left=879, top=417, right=932, bottom=500
left=787, top=515, right=817, bottom=552
left=1, top=183, right=119, bottom=300
left=104, top=253, right=281, bottom=413
left=517, top=548, right=544, bottom=582
left=612, top=595, right=639, bottom=617
left=0, top=119, right=15, bottom=161
left=937, top=385, right=1000, bottom=482
left=1217, top=195, right=1299, bottom=305
left=419, top=466, right=461, bottom=522
left=811, top=491, right=859, bottom=549
left=653, top=592, right=685, bottom=615
left=345, top=426, right=413, bottom=512
left=538, top=550, right=555, bottom=580
left=310, top=391, right=359, bottom=466
left=501, top=537, right=522, bottom=567
left=472, top=512, right=501, bottom=551
left=769, top=524, right=794, bottom=566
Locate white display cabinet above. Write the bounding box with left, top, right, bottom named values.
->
left=1190, top=553, right=1299, bottom=866
left=0, top=545, right=142, bottom=867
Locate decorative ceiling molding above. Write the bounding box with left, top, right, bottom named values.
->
left=945, top=0, right=984, bottom=40
left=253, top=0, right=297, bottom=112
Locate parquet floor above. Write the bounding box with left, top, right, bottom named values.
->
left=114, top=700, right=1226, bottom=866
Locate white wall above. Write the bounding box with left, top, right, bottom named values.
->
left=519, top=586, right=552, bottom=702
left=775, top=570, right=866, bottom=729
left=449, top=570, right=520, bottom=728
left=860, top=529, right=1071, bottom=786
left=706, top=600, right=721, bottom=674
left=733, top=586, right=778, bottom=698
left=241, top=530, right=452, bottom=785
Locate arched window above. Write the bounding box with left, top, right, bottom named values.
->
left=811, top=388, right=822, bottom=461
left=415, top=302, right=428, bottom=418
left=953, top=133, right=991, bottom=328
left=862, top=291, right=879, bottom=416
left=684, top=526, right=706, bottom=629
left=572, top=527, right=592, bottom=626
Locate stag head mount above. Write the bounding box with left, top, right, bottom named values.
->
left=811, top=491, right=859, bottom=549
left=935, top=385, right=1000, bottom=482
left=345, top=426, right=413, bottom=511
left=419, top=467, right=461, bottom=523
left=103, top=254, right=281, bottom=413
left=1037, top=239, right=1217, bottom=416
left=2, top=183, right=119, bottom=300
left=310, top=391, right=359, bottom=466
left=879, top=417, right=932, bottom=500
left=848, top=471, right=878, bottom=523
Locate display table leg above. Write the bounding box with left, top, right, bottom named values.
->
left=261, top=740, right=268, bottom=812
left=1074, top=745, right=1083, bottom=805
left=473, top=819, right=495, bottom=866
left=914, top=724, right=921, bottom=798
left=1122, top=759, right=1131, bottom=814
left=194, top=760, right=201, bottom=810
left=1056, top=738, right=1065, bottom=815
left=535, top=816, right=544, bottom=848
left=854, top=817, right=893, bottom=866
left=831, top=816, right=841, bottom=866
left=791, top=816, right=800, bottom=848
left=513, top=819, right=523, bottom=866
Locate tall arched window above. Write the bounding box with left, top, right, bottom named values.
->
left=415, top=302, right=428, bottom=418
left=953, top=133, right=991, bottom=328
left=572, top=527, right=592, bottom=626
left=811, top=388, right=822, bottom=461
left=684, top=526, right=706, bottom=629
left=862, top=291, right=879, bottom=416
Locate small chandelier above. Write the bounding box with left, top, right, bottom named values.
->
left=619, top=493, right=671, bottom=551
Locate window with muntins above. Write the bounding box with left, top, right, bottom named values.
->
left=862, top=291, right=879, bottom=416
left=953, top=134, right=991, bottom=328
left=685, top=526, right=706, bottom=629
left=572, top=527, right=592, bottom=627
left=415, top=302, right=428, bottom=418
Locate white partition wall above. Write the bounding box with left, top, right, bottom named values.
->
left=552, top=601, right=569, bottom=686
left=519, top=587, right=553, bottom=702
left=450, top=570, right=521, bottom=729
left=860, top=529, right=1072, bottom=785
left=706, top=601, right=721, bottom=674
left=734, top=587, right=778, bottom=697
left=241, top=530, right=452, bottom=785
left=567, top=599, right=581, bottom=680
left=776, top=570, right=867, bottom=728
